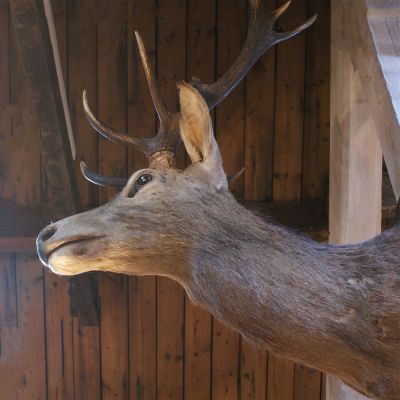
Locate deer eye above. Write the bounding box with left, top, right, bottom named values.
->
left=127, top=173, right=153, bottom=198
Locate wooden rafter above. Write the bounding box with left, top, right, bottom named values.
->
left=9, top=0, right=80, bottom=218
left=340, top=0, right=400, bottom=199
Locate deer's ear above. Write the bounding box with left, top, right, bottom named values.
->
left=178, top=81, right=227, bottom=189
left=178, top=81, right=213, bottom=163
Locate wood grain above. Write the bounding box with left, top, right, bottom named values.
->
left=97, top=2, right=129, bottom=399
left=60, top=1, right=102, bottom=397
left=212, top=1, right=246, bottom=398
left=156, top=1, right=186, bottom=398
left=301, top=0, right=330, bottom=200
left=244, top=0, right=276, bottom=203
left=184, top=1, right=215, bottom=399
left=267, top=356, right=294, bottom=400
left=270, top=0, right=309, bottom=397
left=68, top=0, right=98, bottom=209
left=294, top=0, right=328, bottom=394
left=272, top=0, right=307, bottom=201
left=0, top=1, right=334, bottom=399
left=346, top=0, right=400, bottom=198
left=127, top=1, right=157, bottom=398
left=328, top=2, right=381, bottom=398
left=242, top=1, right=277, bottom=397
left=241, top=340, right=267, bottom=400
left=0, top=255, right=46, bottom=400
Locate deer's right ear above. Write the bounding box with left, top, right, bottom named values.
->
left=178, top=81, right=213, bottom=163
left=178, top=81, right=227, bottom=189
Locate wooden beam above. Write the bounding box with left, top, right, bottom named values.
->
left=0, top=199, right=47, bottom=237
left=328, top=1, right=382, bottom=398
left=42, top=0, right=75, bottom=159
left=339, top=0, right=400, bottom=199
left=9, top=0, right=80, bottom=218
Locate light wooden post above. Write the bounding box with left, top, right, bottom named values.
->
left=328, top=1, right=382, bottom=399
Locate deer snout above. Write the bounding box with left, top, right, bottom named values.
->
left=37, top=224, right=58, bottom=266
left=37, top=215, right=107, bottom=273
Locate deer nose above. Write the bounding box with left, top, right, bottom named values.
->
left=36, top=225, right=57, bottom=266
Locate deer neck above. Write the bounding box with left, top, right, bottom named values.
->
left=178, top=193, right=399, bottom=388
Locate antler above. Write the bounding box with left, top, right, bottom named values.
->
left=83, top=32, right=180, bottom=164
left=80, top=161, right=127, bottom=189
left=82, top=0, right=316, bottom=187
left=191, top=0, right=316, bottom=109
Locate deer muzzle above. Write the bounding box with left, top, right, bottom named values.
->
left=36, top=213, right=107, bottom=274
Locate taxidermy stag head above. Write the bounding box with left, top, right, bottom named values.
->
left=37, top=1, right=400, bottom=398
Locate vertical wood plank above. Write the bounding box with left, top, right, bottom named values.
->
left=0, top=0, right=11, bottom=160
left=58, top=1, right=102, bottom=398
left=242, top=1, right=277, bottom=398
left=240, top=340, right=267, bottom=400
left=68, top=0, right=98, bottom=209
left=156, top=0, right=186, bottom=398
left=293, top=0, right=327, bottom=397
left=0, top=254, right=47, bottom=400
left=244, top=0, right=276, bottom=203
left=267, top=357, right=294, bottom=400
left=272, top=0, right=308, bottom=201
left=0, top=5, right=16, bottom=351
left=129, top=276, right=157, bottom=400
left=127, top=1, right=157, bottom=399
left=329, top=1, right=382, bottom=245
left=294, top=364, right=322, bottom=400
left=328, top=2, right=380, bottom=399
left=269, top=1, right=308, bottom=398
left=97, top=2, right=129, bottom=399
left=301, top=0, right=330, bottom=200
left=184, top=1, right=215, bottom=398
left=212, top=1, right=246, bottom=399
left=42, top=2, right=74, bottom=398
left=44, top=270, right=74, bottom=400
left=0, top=253, right=17, bottom=329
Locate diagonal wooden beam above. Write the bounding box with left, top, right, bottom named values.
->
left=9, top=0, right=80, bottom=218
left=341, top=0, right=400, bottom=199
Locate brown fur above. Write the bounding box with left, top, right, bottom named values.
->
left=37, top=84, right=400, bottom=400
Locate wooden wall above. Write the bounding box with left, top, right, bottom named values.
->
left=0, top=0, right=330, bottom=399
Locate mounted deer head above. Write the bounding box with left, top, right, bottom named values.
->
left=36, top=1, right=400, bottom=399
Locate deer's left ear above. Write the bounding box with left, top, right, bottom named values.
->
left=178, top=81, right=227, bottom=189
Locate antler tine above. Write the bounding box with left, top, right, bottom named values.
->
left=80, top=161, right=127, bottom=189
left=83, top=34, right=180, bottom=164
left=271, top=0, right=291, bottom=21
left=190, top=0, right=317, bottom=110
left=273, top=14, right=317, bottom=43
left=82, top=91, right=152, bottom=154
left=135, top=31, right=172, bottom=129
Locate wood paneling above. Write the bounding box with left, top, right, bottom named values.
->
left=127, top=1, right=157, bottom=399
left=156, top=1, right=186, bottom=398
left=212, top=1, right=246, bottom=398
left=0, top=0, right=331, bottom=398
left=67, top=1, right=102, bottom=397
left=97, top=2, right=129, bottom=399
left=185, top=1, right=215, bottom=399
left=0, top=254, right=47, bottom=400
